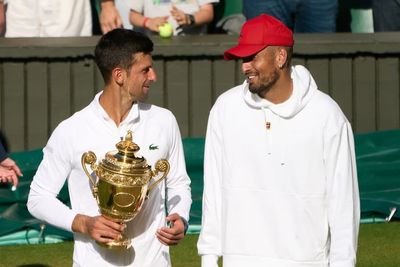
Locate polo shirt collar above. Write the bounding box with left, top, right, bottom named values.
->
left=92, top=91, right=140, bottom=126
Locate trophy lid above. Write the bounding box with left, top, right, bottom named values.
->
left=102, top=130, right=150, bottom=174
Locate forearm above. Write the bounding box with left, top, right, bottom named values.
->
left=129, top=10, right=146, bottom=28
left=0, top=2, right=5, bottom=37
left=166, top=120, right=192, bottom=221
left=192, top=4, right=214, bottom=26
left=166, top=186, right=192, bottom=220
left=27, top=187, right=77, bottom=232
left=100, top=0, right=115, bottom=10
left=197, top=110, right=223, bottom=258
left=165, top=161, right=192, bottom=220
left=326, top=122, right=360, bottom=266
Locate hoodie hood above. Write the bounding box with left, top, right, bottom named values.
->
left=243, top=65, right=317, bottom=118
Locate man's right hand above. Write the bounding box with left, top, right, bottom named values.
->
left=72, top=214, right=125, bottom=244
left=145, top=16, right=169, bottom=32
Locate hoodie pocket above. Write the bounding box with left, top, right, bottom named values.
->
left=223, top=188, right=329, bottom=261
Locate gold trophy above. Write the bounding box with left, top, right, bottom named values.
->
left=81, top=130, right=169, bottom=249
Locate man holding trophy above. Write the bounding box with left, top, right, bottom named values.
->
left=28, top=29, right=192, bottom=266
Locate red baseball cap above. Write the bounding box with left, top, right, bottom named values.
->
left=224, top=14, right=294, bottom=60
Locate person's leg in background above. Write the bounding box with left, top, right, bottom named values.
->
left=41, top=0, right=92, bottom=37
left=336, top=0, right=352, bottom=32
left=242, top=0, right=295, bottom=30
left=5, top=0, right=40, bottom=37
left=295, top=0, right=338, bottom=32
left=372, top=0, right=400, bottom=31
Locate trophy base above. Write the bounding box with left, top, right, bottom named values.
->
left=97, top=236, right=132, bottom=249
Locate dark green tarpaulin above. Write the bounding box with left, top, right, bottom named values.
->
left=355, top=129, right=400, bottom=222
left=0, top=130, right=399, bottom=244
left=0, top=149, right=72, bottom=244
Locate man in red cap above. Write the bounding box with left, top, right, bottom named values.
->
left=197, top=14, right=360, bottom=267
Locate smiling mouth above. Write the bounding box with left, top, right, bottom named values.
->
left=247, top=75, right=256, bottom=82
left=141, top=85, right=151, bottom=94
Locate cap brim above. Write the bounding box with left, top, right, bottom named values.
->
left=224, top=44, right=267, bottom=60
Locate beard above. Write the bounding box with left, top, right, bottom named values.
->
left=248, top=68, right=280, bottom=98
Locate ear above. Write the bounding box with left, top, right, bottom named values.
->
left=276, top=47, right=288, bottom=69
left=112, top=67, right=125, bottom=86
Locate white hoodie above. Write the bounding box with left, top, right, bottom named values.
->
left=198, top=65, right=360, bottom=267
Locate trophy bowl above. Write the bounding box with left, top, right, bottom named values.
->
left=81, top=130, right=169, bottom=249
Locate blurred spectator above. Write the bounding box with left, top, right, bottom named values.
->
left=3, top=0, right=92, bottom=37
left=114, top=0, right=132, bottom=29
left=90, top=0, right=102, bottom=35
left=338, top=0, right=374, bottom=33
left=212, top=0, right=245, bottom=34
left=130, top=0, right=219, bottom=36
left=348, top=0, right=373, bottom=33
left=336, top=0, right=351, bottom=32
left=0, top=142, right=22, bottom=188
left=372, top=0, right=400, bottom=32
left=243, top=0, right=338, bottom=32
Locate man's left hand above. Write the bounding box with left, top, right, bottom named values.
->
left=170, top=5, right=190, bottom=26
left=156, top=213, right=186, bottom=246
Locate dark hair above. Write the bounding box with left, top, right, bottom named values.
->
left=94, top=29, right=154, bottom=83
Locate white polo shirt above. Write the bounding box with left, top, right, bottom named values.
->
left=28, top=91, right=192, bottom=266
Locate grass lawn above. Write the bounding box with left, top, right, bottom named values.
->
left=0, top=222, right=398, bottom=267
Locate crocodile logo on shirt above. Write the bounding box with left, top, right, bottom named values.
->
left=149, top=144, right=159, bottom=150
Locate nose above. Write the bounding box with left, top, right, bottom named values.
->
left=242, top=61, right=252, bottom=74
left=149, top=68, right=157, bottom=82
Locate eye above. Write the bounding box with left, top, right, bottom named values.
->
left=242, top=55, right=255, bottom=63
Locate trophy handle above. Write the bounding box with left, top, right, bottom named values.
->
left=81, top=151, right=99, bottom=197
left=147, top=159, right=170, bottom=193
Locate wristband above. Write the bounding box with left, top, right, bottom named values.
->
left=186, top=14, right=195, bottom=26
left=142, top=17, right=149, bottom=28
